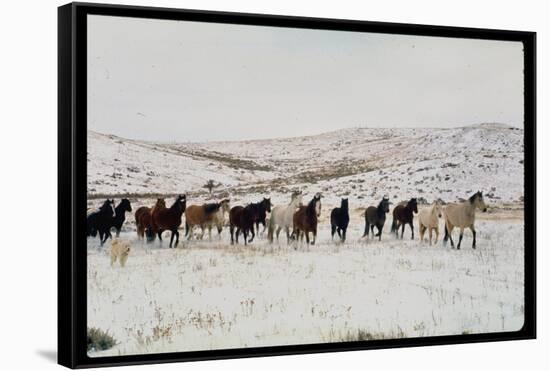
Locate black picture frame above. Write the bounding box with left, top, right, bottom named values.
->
left=58, top=2, right=536, bottom=368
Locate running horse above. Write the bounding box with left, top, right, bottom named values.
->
left=151, top=195, right=187, bottom=248
left=391, top=198, right=418, bottom=239
left=292, top=193, right=322, bottom=245
left=185, top=199, right=230, bottom=240
left=443, top=191, right=487, bottom=249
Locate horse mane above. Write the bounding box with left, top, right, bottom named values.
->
left=203, top=203, right=221, bottom=214
left=306, top=197, right=318, bottom=216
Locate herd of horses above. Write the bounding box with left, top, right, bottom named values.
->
left=86, top=191, right=488, bottom=250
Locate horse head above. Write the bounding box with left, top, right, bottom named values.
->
left=263, top=197, right=272, bottom=212
left=175, top=194, right=187, bottom=212
left=470, top=191, right=488, bottom=212
left=119, top=198, right=132, bottom=212
left=341, top=198, right=349, bottom=210
left=409, top=198, right=418, bottom=214
left=380, top=196, right=391, bottom=214
left=433, top=201, right=443, bottom=218
left=220, top=199, right=231, bottom=213
left=314, top=194, right=322, bottom=217
left=100, top=199, right=115, bottom=217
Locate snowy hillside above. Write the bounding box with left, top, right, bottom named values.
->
left=88, top=124, right=524, bottom=205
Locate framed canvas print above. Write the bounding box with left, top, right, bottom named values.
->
left=58, top=2, right=536, bottom=368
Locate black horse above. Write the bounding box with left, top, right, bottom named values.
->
left=229, top=204, right=259, bottom=245
left=391, top=198, right=419, bottom=239
left=330, top=198, right=349, bottom=242
left=253, top=198, right=272, bottom=235
left=112, top=198, right=132, bottom=237
left=363, top=196, right=391, bottom=241
left=87, top=199, right=115, bottom=246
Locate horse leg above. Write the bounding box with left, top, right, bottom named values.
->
left=217, top=224, right=223, bottom=239
left=116, top=228, right=120, bottom=238
left=377, top=225, right=382, bottom=241
left=243, top=229, right=248, bottom=246
left=199, top=225, right=205, bottom=240
left=208, top=225, right=212, bottom=240
left=174, top=230, right=179, bottom=247
left=336, top=227, right=342, bottom=239
left=343, top=227, right=347, bottom=242
left=157, top=231, right=163, bottom=242
left=169, top=230, right=175, bottom=248
left=419, top=224, right=425, bottom=242
left=230, top=225, right=234, bottom=244
left=363, top=221, right=369, bottom=238
left=428, top=227, right=433, bottom=246
left=409, top=222, right=414, bottom=240
left=434, top=227, right=439, bottom=245
left=457, top=227, right=464, bottom=250
left=400, top=223, right=405, bottom=239
left=331, top=224, right=336, bottom=240
left=305, top=231, right=310, bottom=244
left=249, top=226, right=255, bottom=243
left=470, top=225, right=477, bottom=249
left=311, top=229, right=317, bottom=245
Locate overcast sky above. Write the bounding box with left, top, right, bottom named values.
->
left=88, top=15, right=524, bottom=142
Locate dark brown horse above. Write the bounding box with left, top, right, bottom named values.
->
left=363, top=196, right=391, bottom=241
left=292, top=193, right=322, bottom=245
left=391, top=198, right=418, bottom=239
left=229, top=204, right=259, bottom=245
left=151, top=195, right=187, bottom=248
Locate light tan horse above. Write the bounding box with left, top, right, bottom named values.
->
left=418, top=200, right=443, bottom=245
left=185, top=199, right=230, bottom=240
left=443, top=191, right=487, bottom=249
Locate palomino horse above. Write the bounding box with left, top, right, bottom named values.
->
left=292, top=193, right=322, bottom=245
left=330, top=198, right=349, bottom=242
left=268, top=191, right=303, bottom=244
left=362, top=196, right=391, bottom=241
left=87, top=199, right=115, bottom=246
left=111, top=198, right=132, bottom=237
left=443, top=191, right=487, bottom=249
left=418, top=200, right=443, bottom=245
left=185, top=199, right=230, bottom=240
left=391, top=198, right=418, bottom=239
left=151, top=195, right=187, bottom=248
left=135, top=198, right=165, bottom=242
left=229, top=204, right=259, bottom=245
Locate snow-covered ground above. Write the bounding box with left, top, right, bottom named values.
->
left=88, top=123, right=524, bottom=205
left=87, top=210, right=524, bottom=357
left=87, top=124, right=525, bottom=357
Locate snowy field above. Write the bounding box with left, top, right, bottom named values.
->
left=86, top=124, right=525, bottom=357
left=87, top=209, right=524, bottom=357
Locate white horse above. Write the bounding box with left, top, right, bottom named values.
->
left=268, top=191, right=303, bottom=244
left=443, top=191, right=488, bottom=249
left=418, top=200, right=443, bottom=245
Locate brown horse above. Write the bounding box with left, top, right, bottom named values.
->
left=135, top=198, right=165, bottom=242
left=151, top=195, right=186, bottom=248
left=292, top=193, right=322, bottom=245
left=135, top=206, right=154, bottom=241
left=185, top=199, right=230, bottom=240
left=229, top=204, right=259, bottom=245
left=391, top=198, right=418, bottom=239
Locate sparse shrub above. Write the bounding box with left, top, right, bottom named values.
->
left=87, top=327, right=117, bottom=351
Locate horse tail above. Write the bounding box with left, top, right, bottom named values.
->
left=390, top=218, right=397, bottom=233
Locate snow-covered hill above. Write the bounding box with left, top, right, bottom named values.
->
left=88, top=123, right=524, bottom=206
